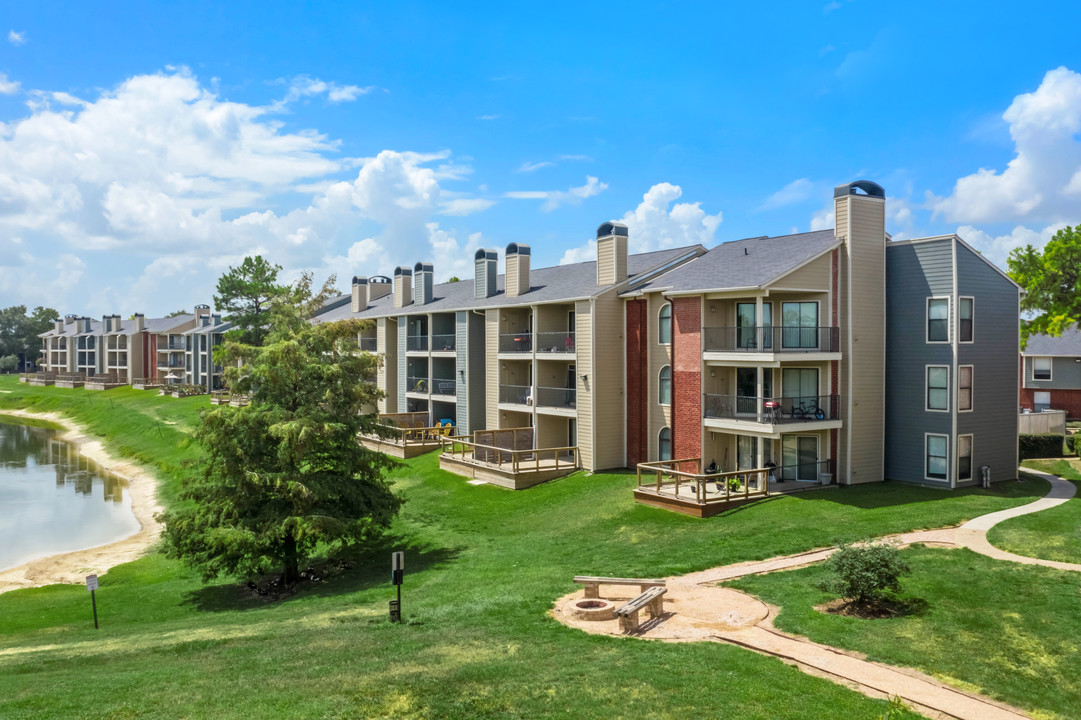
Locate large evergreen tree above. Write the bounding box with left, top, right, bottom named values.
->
left=0, top=305, right=60, bottom=369
left=162, top=274, right=400, bottom=584
left=212, top=255, right=286, bottom=346
left=1008, top=226, right=1081, bottom=346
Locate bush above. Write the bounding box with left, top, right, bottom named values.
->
left=1066, top=435, right=1076, bottom=454
left=0, top=355, right=17, bottom=372
left=1019, top=433, right=1065, bottom=459
left=820, top=542, right=911, bottom=605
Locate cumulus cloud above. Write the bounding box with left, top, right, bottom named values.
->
left=271, top=75, right=375, bottom=110
left=505, top=175, right=607, bottom=211
left=956, top=223, right=1066, bottom=273
left=0, top=72, right=19, bottom=94
left=7, top=30, right=25, bottom=46
left=932, top=66, right=1081, bottom=224
left=559, top=182, right=722, bottom=265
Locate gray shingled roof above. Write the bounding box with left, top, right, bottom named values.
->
left=39, top=314, right=198, bottom=338
left=628, top=230, right=839, bottom=295
left=1024, top=327, right=1081, bottom=356
left=315, top=245, right=703, bottom=323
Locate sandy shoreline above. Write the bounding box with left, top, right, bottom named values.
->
left=0, top=410, right=163, bottom=594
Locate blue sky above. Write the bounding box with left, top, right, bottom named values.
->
left=2, top=1, right=1081, bottom=316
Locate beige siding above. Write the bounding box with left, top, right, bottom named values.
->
left=838, top=195, right=886, bottom=484
left=376, top=317, right=397, bottom=414
left=485, top=309, right=499, bottom=430
left=590, top=290, right=625, bottom=469
left=770, top=252, right=831, bottom=290
left=596, top=236, right=627, bottom=286
left=575, top=300, right=593, bottom=470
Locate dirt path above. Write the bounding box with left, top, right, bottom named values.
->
left=0, top=410, right=163, bottom=594
left=554, top=470, right=1079, bottom=720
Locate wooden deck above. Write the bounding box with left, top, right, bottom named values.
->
left=439, top=433, right=579, bottom=489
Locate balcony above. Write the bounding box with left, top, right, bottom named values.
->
left=536, top=386, right=576, bottom=410
left=703, top=394, right=840, bottom=428
left=431, top=377, right=457, bottom=397
left=499, top=332, right=532, bottom=353
left=159, top=339, right=185, bottom=351
left=406, top=335, right=428, bottom=352
left=702, top=326, right=840, bottom=354
left=534, top=331, right=575, bottom=355
left=439, top=427, right=579, bottom=489
left=431, top=334, right=456, bottom=352
left=359, top=337, right=378, bottom=352
left=499, top=384, right=532, bottom=406
left=406, top=375, right=429, bottom=394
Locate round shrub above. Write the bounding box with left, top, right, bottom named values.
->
left=820, top=542, right=911, bottom=606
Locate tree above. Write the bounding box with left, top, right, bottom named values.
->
left=165, top=309, right=190, bottom=318
left=0, top=355, right=18, bottom=372
left=820, top=542, right=911, bottom=607
left=212, top=255, right=286, bottom=346
left=1008, top=226, right=1081, bottom=346
left=161, top=274, right=401, bottom=584
left=0, top=305, right=59, bottom=369
left=447, top=276, right=461, bottom=283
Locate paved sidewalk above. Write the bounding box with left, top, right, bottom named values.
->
left=554, top=468, right=1081, bottom=720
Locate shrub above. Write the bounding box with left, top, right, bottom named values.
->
left=1019, top=433, right=1065, bottom=459
left=0, top=355, right=17, bottom=372
left=820, top=542, right=911, bottom=606
left=1066, top=435, right=1076, bottom=454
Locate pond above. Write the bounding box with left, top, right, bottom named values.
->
left=0, top=419, right=140, bottom=571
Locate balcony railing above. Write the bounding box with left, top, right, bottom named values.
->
left=431, top=377, right=457, bottom=397
left=406, top=375, right=429, bottom=393
left=703, top=394, right=840, bottom=424
left=536, top=386, right=576, bottom=409
left=499, top=384, right=532, bottom=405
left=535, top=331, right=575, bottom=354
left=159, top=339, right=185, bottom=351
left=775, top=459, right=834, bottom=483
left=431, top=334, right=456, bottom=352
left=406, top=335, right=428, bottom=352
left=702, top=326, right=840, bottom=353
left=499, top=332, right=532, bottom=353
left=359, top=337, right=378, bottom=352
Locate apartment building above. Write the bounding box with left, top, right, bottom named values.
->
left=624, top=181, right=1020, bottom=495
left=183, top=309, right=229, bottom=391
left=1019, top=327, right=1081, bottom=417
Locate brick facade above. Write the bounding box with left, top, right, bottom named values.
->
left=625, top=298, right=649, bottom=465
left=1020, top=387, right=1081, bottom=419
left=671, top=297, right=702, bottom=460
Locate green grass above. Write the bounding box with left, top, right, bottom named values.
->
left=729, top=545, right=1081, bottom=720
left=986, top=459, right=1081, bottom=564
left=0, top=375, right=1053, bottom=719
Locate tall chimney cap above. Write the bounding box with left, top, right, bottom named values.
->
left=413, top=262, right=433, bottom=274
left=474, top=249, right=498, bottom=261
left=394, top=266, right=413, bottom=277
left=352, top=276, right=367, bottom=285
left=195, top=303, right=210, bottom=309
left=506, top=242, right=531, bottom=256
left=596, top=221, right=629, bottom=239
left=834, top=180, right=885, bottom=199
left=370, top=275, right=391, bottom=284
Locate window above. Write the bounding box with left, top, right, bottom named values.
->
left=1034, top=391, right=1051, bottom=411
left=1033, top=357, right=1052, bottom=381
left=658, top=303, right=672, bottom=344
left=658, top=366, right=672, bottom=405
left=926, top=434, right=948, bottom=481
left=926, top=366, right=949, bottom=411
left=781, top=302, right=819, bottom=349
left=927, top=298, right=949, bottom=342
left=958, top=365, right=973, bottom=411
left=959, top=297, right=974, bottom=342
left=782, top=367, right=819, bottom=412
left=958, top=435, right=973, bottom=481
left=658, top=427, right=672, bottom=461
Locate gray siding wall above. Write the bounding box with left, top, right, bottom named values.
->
left=468, top=311, right=486, bottom=433
left=455, top=311, right=469, bottom=430
left=1022, top=355, right=1081, bottom=389
left=957, top=244, right=1020, bottom=483
left=885, top=240, right=954, bottom=484
left=397, top=317, right=407, bottom=413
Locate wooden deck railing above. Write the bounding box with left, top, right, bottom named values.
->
left=365, top=424, right=452, bottom=445
left=636, top=458, right=770, bottom=505
left=439, top=434, right=579, bottom=475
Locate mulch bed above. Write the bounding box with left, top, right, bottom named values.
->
left=815, top=597, right=924, bottom=619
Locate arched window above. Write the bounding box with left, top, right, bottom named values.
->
left=658, top=303, right=672, bottom=344
left=659, top=365, right=672, bottom=405
left=658, top=427, right=672, bottom=461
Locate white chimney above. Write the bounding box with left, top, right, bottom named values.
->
left=505, top=243, right=531, bottom=297
left=351, top=276, right=368, bottom=313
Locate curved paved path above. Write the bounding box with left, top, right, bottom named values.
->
left=554, top=468, right=1081, bottom=720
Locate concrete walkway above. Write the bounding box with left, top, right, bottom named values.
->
left=554, top=469, right=1081, bottom=720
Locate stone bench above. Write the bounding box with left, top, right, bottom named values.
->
left=614, top=586, right=668, bottom=633
left=573, top=576, right=666, bottom=599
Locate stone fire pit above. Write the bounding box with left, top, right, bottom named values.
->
left=571, top=598, right=616, bottom=621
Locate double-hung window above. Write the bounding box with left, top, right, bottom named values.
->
left=926, top=434, right=948, bottom=481
left=658, top=304, right=672, bottom=345
left=958, top=365, right=973, bottom=411
left=958, top=435, right=973, bottom=481
left=927, top=298, right=949, bottom=342
left=926, top=366, right=949, bottom=412
left=959, top=297, right=974, bottom=342
left=1033, top=357, right=1052, bottom=381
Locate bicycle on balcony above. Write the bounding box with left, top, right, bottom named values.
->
left=789, top=398, right=825, bottom=421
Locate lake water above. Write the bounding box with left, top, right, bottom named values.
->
left=0, top=419, right=140, bottom=571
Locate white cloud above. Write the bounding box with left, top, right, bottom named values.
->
left=477, top=114, right=500, bottom=121
left=559, top=182, right=722, bottom=264
left=956, top=223, right=1066, bottom=273
left=438, top=196, right=495, bottom=215
left=0, top=72, right=19, bottom=94
left=505, top=175, right=608, bottom=211
left=932, top=66, right=1081, bottom=224
left=517, top=160, right=554, bottom=173
left=7, top=30, right=26, bottom=46
left=270, top=75, right=375, bottom=111
left=760, top=178, right=815, bottom=210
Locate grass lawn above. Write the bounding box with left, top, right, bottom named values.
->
left=0, top=375, right=1054, bottom=719
left=728, top=545, right=1081, bottom=720
left=986, top=459, right=1081, bottom=564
